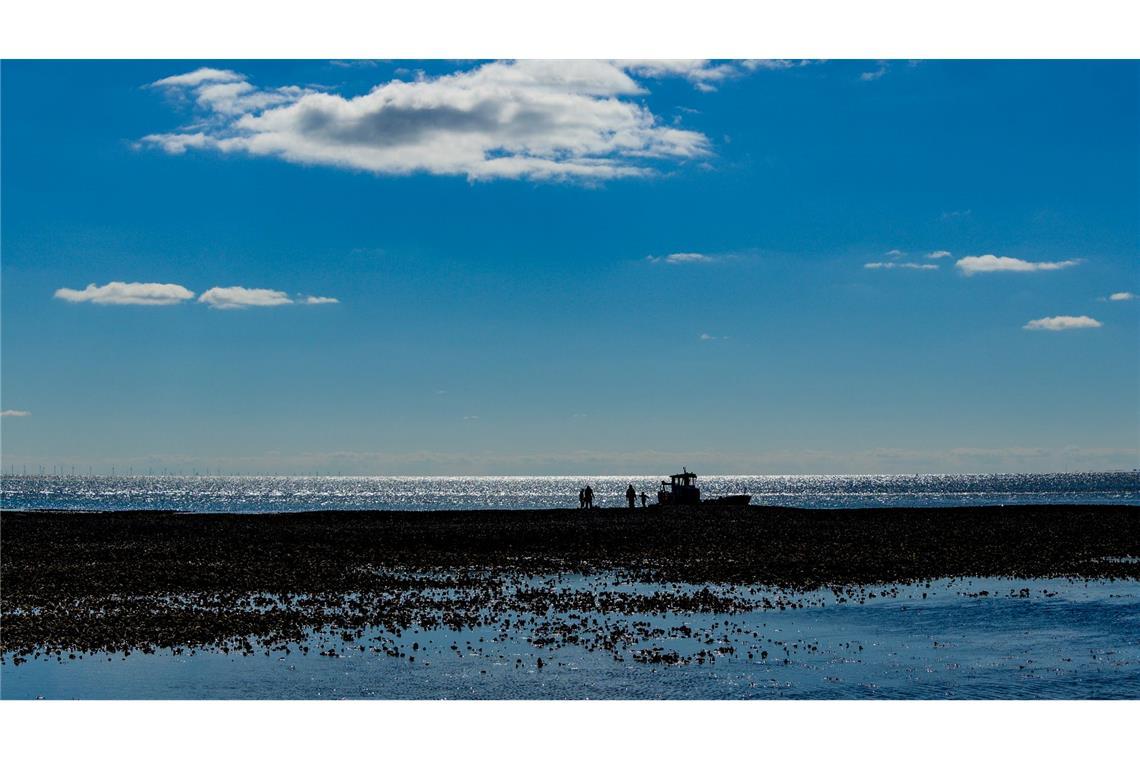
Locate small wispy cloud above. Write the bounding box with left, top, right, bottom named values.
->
left=618, top=60, right=745, bottom=92
left=864, top=249, right=938, bottom=269
left=926, top=250, right=953, bottom=260
left=860, top=63, right=888, bottom=81
left=1023, top=315, right=1102, bottom=331
left=620, top=59, right=814, bottom=91
left=666, top=253, right=714, bottom=264
left=742, top=59, right=816, bottom=71
left=463, top=415, right=480, bottom=421
left=1, top=410, right=31, bottom=417
left=699, top=332, right=728, bottom=341
left=328, top=60, right=379, bottom=69
left=303, top=296, right=340, bottom=305
left=646, top=252, right=735, bottom=265
left=956, top=255, right=1081, bottom=276
left=150, top=67, right=244, bottom=88
left=940, top=209, right=972, bottom=220
left=864, top=262, right=938, bottom=271
left=198, top=286, right=293, bottom=310
left=54, top=281, right=196, bottom=306
left=1107, top=291, right=1136, bottom=301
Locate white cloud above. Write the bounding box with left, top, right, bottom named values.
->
left=864, top=262, right=938, bottom=270
left=646, top=252, right=733, bottom=264
left=142, top=60, right=727, bottom=181
left=54, top=281, right=195, bottom=306
left=198, top=286, right=293, bottom=309
left=956, top=254, right=1081, bottom=275
left=1108, top=291, right=1135, bottom=301
left=141, top=132, right=212, bottom=155
left=151, top=67, right=244, bottom=88
left=617, top=60, right=746, bottom=91
left=665, top=253, right=713, bottom=264
left=741, top=59, right=814, bottom=71
left=860, top=63, right=888, bottom=81
left=190, top=81, right=312, bottom=117
left=329, top=60, right=379, bottom=70
left=54, top=281, right=337, bottom=311
left=1023, top=315, right=1102, bottom=331
left=869, top=248, right=949, bottom=267
left=699, top=333, right=728, bottom=341
left=1, top=410, right=31, bottom=417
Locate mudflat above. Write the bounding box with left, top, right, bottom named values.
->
left=3, top=505, right=1138, bottom=660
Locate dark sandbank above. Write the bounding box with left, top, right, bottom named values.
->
left=3, top=505, right=1138, bottom=661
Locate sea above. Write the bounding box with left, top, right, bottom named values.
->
left=2, top=471, right=1138, bottom=512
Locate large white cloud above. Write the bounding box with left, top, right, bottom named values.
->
left=141, top=60, right=729, bottom=181
left=54, top=281, right=195, bottom=306
left=198, top=286, right=293, bottom=310
left=956, top=254, right=1081, bottom=275
left=1023, top=315, right=1102, bottom=331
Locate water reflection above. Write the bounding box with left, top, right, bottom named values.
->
left=2, top=472, right=1138, bottom=513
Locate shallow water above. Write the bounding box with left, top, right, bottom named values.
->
left=5, top=577, right=1138, bottom=699
left=3, top=472, right=1138, bottom=512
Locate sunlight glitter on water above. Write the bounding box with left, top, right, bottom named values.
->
left=2, top=472, right=1138, bottom=512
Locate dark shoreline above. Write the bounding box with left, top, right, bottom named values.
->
left=3, top=504, right=1139, bottom=660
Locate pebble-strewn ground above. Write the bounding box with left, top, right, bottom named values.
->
left=3, top=505, right=1138, bottom=666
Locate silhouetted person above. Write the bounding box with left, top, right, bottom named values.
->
left=585, top=484, right=595, bottom=509
left=578, top=488, right=586, bottom=509
left=626, top=484, right=636, bottom=508
left=639, top=491, right=648, bottom=508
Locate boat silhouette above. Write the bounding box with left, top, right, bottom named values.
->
left=654, top=468, right=751, bottom=507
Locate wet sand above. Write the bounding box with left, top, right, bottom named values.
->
left=3, top=505, right=1138, bottom=663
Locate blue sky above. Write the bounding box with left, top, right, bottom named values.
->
left=1, top=59, right=1137, bottom=475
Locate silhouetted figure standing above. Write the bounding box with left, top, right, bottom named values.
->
left=578, top=488, right=586, bottom=509
left=639, top=491, right=648, bottom=508
left=585, top=485, right=595, bottom=509
left=626, top=484, right=636, bottom=508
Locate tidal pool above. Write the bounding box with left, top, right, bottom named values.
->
left=3, top=576, right=1138, bottom=699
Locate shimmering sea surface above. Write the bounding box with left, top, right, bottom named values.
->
left=4, top=577, right=1138, bottom=699
left=2, top=472, right=1138, bottom=512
